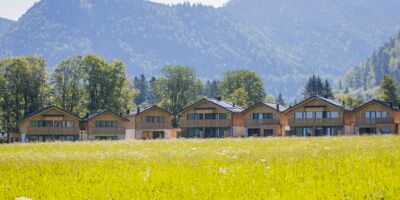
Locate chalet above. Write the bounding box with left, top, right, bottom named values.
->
left=178, top=98, right=245, bottom=138
left=353, top=99, right=400, bottom=134
left=81, top=109, right=130, bottom=140
left=19, top=105, right=81, bottom=142
left=285, top=96, right=355, bottom=136
left=133, top=105, right=177, bottom=139
left=242, top=102, right=288, bottom=137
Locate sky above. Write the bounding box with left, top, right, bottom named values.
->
left=0, top=0, right=230, bottom=21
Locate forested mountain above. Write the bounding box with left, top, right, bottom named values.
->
left=222, top=0, right=400, bottom=82
left=338, top=32, right=400, bottom=99
left=0, top=17, right=14, bottom=35
left=1, top=0, right=400, bottom=96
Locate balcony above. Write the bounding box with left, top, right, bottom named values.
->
left=356, top=117, right=394, bottom=126
left=245, top=119, right=280, bottom=127
left=136, top=121, right=172, bottom=130
left=288, top=118, right=343, bottom=126
left=89, top=127, right=125, bottom=135
left=180, top=119, right=230, bottom=128
left=28, top=127, right=80, bottom=135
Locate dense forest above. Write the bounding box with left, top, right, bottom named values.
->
left=1, top=0, right=400, bottom=96
left=338, top=32, right=400, bottom=100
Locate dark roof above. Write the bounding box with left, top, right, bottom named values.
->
left=285, top=96, right=353, bottom=113
left=134, top=105, right=173, bottom=116
left=178, top=98, right=244, bottom=114
left=243, top=102, right=287, bottom=113
left=20, top=105, right=81, bottom=121
left=354, top=99, right=400, bottom=112
left=83, top=109, right=129, bottom=121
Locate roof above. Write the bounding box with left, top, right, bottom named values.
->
left=83, top=109, right=129, bottom=121
left=285, top=96, right=353, bottom=113
left=178, top=98, right=244, bottom=114
left=134, top=105, right=173, bottom=116
left=354, top=99, right=400, bottom=112
left=242, top=102, right=287, bottom=113
left=20, top=105, right=81, bottom=121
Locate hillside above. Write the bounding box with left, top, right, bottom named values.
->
left=1, top=0, right=400, bottom=96
left=222, top=0, right=400, bottom=86
left=0, top=17, right=14, bottom=35
left=0, top=0, right=299, bottom=94
left=338, top=32, right=400, bottom=100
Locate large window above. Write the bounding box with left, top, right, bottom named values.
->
left=187, top=113, right=203, bottom=120
left=145, top=116, right=164, bottom=123
left=253, top=113, right=273, bottom=119
left=95, top=121, right=117, bottom=128
left=31, top=120, right=74, bottom=128
left=365, top=111, right=388, bottom=119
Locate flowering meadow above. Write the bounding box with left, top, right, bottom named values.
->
left=1, top=136, right=400, bottom=199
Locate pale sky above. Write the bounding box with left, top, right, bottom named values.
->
left=0, top=0, right=230, bottom=21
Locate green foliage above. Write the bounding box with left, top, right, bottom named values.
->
left=52, top=56, right=86, bottom=115
left=1, top=137, right=400, bottom=199
left=340, top=32, right=400, bottom=98
left=275, top=93, right=285, bottom=106
left=303, top=75, right=333, bottom=99
left=202, top=80, right=220, bottom=98
left=0, top=56, right=48, bottom=132
left=82, top=55, right=134, bottom=113
left=153, top=65, right=203, bottom=115
left=336, top=95, right=363, bottom=108
left=264, top=95, right=276, bottom=104
left=219, top=69, right=265, bottom=108
left=380, top=75, right=398, bottom=103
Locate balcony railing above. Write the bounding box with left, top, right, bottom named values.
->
left=245, top=119, right=280, bottom=127
left=89, top=127, right=125, bottom=135
left=136, top=121, right=172, bottom=130
left=180, top=119, right=230, bottom=128
left=288, top=118, right=343, bottom=126
left=28, top=127, right=80, bottom=135
left=356, top=117, right=394, bottom=125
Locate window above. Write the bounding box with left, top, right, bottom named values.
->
left=263, top=113, right=273, bottom=119
left=187, top=113, right=203, bottom=120
left=95, top=121, right=117, bottom=128
left=380, top=128, right=391, bottom=134
left=365, top=112, right=371, bottom=118
left=253, top=113, right=272, bottom=119
left=382, top=112, right=388, bottom=118
left=216, top=113, right=227, bottom=120
left=365, top=111, right=388, bottom=119
left=295, top=112, right=303, bottom=119
left=305, top=112, right=313, bottom=119
left=328, top=112, right=339, bottom=119
left=31, top=120, right=73, bottom=128
left=315, top=112, right=323, bottom=119
left=146, top=116, right=164, bottom=123
left=205, top=113, right=216, bottom=120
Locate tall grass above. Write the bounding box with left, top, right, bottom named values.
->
left=1, top=136, right=400, bottom=199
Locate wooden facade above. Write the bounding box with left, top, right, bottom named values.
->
left=134, top=105, right=177, bottom=139
left=242, top=103, right=288, bottom=137
left=19, top=106, right=81, bottom=142
left=178, top=98, right=245, bottom=138
left=285, top=96, right=355, bottom=136
left=82, top=110, right=130, bottom=140
left=353, top=100, right=400, bottom=134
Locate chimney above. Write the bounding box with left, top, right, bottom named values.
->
left=85, top=112, right=89, bottom=118
left=342, top=101, right=345, bottom=106
left=216, top=96, right=222, bottom=101
left=137, top=107, right=141, bottom=114
left=233, top=102, right=235, bottom=107
left=276, top=104, right=280, bottom=111
left=126, top=109, right=130, bottom=115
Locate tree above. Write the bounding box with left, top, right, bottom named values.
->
left=303, top=75, right=333, bottom=99
left=228, top=88, right=248, bottom=107
left=52, top=56, right=85, bottom=115
left=153, top=65, right=203, bottom=115
left=0, top=56, right=48, bottom=133
left=336, top=95, right=363, bottom=108
left=203, top=80, right=220, bottom=98
left=147, top=76, right=158, bottom=104
left=380, top=75, right=398, bottom=103
left=219, top=69, right=265, bottom=107
left=275, top=93, right=285, bottom=106
left=264, top=95, right=276, bottom=104
left=133, top=74, right=148, bottom=105
left=322, top=79, right=334, bottom=98
left=82, top=55, right=134, bottom=113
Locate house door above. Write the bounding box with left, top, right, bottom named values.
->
left=263, top=129, right=274, bottom=137
left=153, top=131, right=165, bottom=139
left=359, top=127, right=376, bottom=135
left=248, top=129, right=261, bottom=137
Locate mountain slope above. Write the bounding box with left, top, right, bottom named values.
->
left=222, top=0, right=400, bottom=82
left=0, top=17, right=14, bottom=35
left=338, top=32, right=400, bottom=99
left=0, top=0, right=300, bottom=94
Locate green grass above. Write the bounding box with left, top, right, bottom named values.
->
left=1, top=136, right=400, bottom=199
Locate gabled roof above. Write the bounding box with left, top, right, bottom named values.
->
left=242, top=102, right=287, bottom=113
left=134, top=105, right=173, bottom=117
left=82, top=109, right=129, bottom=121
left=20, top=105, right=80, bottom=121
left=285, top=96, right=353, bottom=113
left=178, top=98, right=244, bottom=114
left=354, top=99, right=400, bottom=112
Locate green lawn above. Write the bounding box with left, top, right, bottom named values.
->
left=1, top=136, right=400, bottom=199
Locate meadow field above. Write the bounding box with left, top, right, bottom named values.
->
left=1, top=136, right=400, bottom=199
